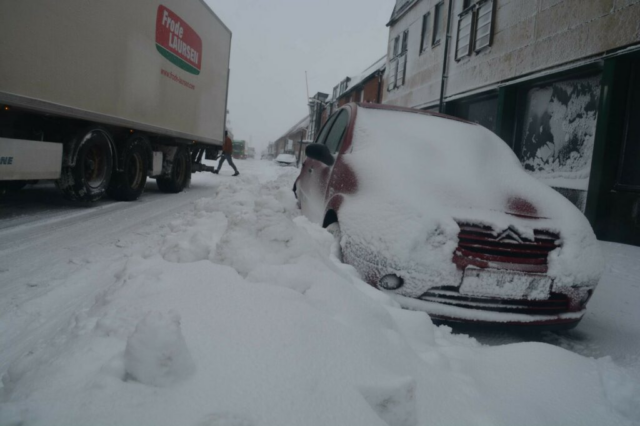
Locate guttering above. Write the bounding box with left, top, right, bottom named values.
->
left=439, top=0, right=454, bottom=113
left=441, top=41, right=640, bottom=104
left=387, top=0, right=421, bottom=27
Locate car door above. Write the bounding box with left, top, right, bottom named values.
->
left=298, top=109, right=350, bottom=223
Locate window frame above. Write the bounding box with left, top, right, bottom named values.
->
left=393, top=35, right=401, bottom=58
left=387, top=58, right=399, bottom=92
left=455, top=7, right=474, bottom=61
left=420, top=12, right=431, bottom=53
left=401, top=29, right=409, bottom=54
left=432, top=1, right=445, bottom=47
left=615, top=60, right=640, bottom=192
left=473, top=0, right=495, bottom=53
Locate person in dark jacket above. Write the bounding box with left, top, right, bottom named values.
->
left=214, top=131, right=239, bottom=176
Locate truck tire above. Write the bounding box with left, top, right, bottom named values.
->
left=107, top=135, right=150, bottom=201
left=57, top=128, right=114, bottom=202
left=156, top=146, right=191, bottom=193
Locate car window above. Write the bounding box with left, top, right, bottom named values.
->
left=324, top=110, right=349, bottom=154
left=315, top=112, right=338, bottom=145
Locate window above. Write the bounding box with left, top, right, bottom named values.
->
left=401, top=30, right=409, bottom=54
left=420, top=13, right=430, bottom=53
left=388, top=30, right=408, bottom=91
left=324, top=110, right=349, bottom=154
left=332, top=86, right=338, bottom=100
left=387, top=59, right=399, bottom=91
left=450, top=95, right=498, bottom=132
left=618, top=61, right=640, bottom=189
left=338, top=78, right=350, bottom=96
left=393, top=35, right=401, bottom=57
left=462, top=0, right=475, bottom=9
left=519, top=74, right=601, bottom=212
left=397, top=54, right=407, bottom=87
left=455, top=9, right=473, bottom=60
left=432, top=1, right=444, bottom=46
left=474, top=0, right=494, bottom=51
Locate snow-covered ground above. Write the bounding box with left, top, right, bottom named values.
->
left=0, top=160, right=639, bottom=425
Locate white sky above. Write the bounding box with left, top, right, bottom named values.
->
left=205, top=0, right=393, bottom=152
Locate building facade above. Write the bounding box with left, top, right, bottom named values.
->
left=383, top=0, right=640, bottom=245
left=271, top=116, right=310, bottom=165
left=323, top=56, right=387, bottom=122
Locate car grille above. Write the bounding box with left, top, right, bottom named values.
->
left=454, top=223, right=560, bottom=272
left=420, top=287, right=570, bottom=315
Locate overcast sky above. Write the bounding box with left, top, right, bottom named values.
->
left=204, top=0, right=393, bottom=152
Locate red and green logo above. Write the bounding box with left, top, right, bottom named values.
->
left=156, top=5, right=203, bottom=75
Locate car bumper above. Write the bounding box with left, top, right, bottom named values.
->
left=389, top=293, right=587, bottom=330
left=344, top=243, right=593, bottom=329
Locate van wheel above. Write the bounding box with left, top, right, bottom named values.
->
left=156, top=147, right=191, bottom=193
left=57, top=128, right=114, bottom=202
left=107, top=135, right=150, bottom=201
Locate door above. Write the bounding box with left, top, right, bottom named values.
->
left=594, top=56, right=640, bottom=245
left=298, top=109, right=350, bottom=223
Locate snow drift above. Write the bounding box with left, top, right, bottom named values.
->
left=0, top=163, right=636, bottom=426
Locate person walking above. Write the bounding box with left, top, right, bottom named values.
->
left=214, top=131, right=239, bottom=176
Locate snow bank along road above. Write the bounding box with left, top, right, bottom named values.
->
left=0, top=160, right=639, bottom=425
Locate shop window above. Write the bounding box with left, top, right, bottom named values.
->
left=433, top=2, right=445, bottom=46
left=450, top=94, right=498, bottom=132
left=474, top=0, right=494, bottom=51
left=618, top=61, right=640, bottom=189
left=519, top=74, right=602, bottom=211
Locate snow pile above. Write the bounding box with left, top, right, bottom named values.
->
left=124, top=311, right=196, bottom=387
left=275, top=153, right=297, bottom=166
left=337, top=107, right=602, bottom=298
left=0, top=163, right=637, bottom=426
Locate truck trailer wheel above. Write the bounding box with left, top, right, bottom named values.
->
left=57, top=128, right=114, bottom=202
left=156, top=147, right=191, bottom=193
left=107, top=135, right=150, bottom=201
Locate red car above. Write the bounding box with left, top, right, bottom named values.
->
left=294, top=103, right=603, bottom=329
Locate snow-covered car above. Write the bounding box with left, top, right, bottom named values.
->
left=275, top=153, right=297, bottom=167
left=294, top=103, right=603, bottom=329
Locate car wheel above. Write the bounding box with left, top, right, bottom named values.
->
left=326, top=222, right=343, bottom=262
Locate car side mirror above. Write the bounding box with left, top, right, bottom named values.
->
left=305, top=144, right=335, bottom=167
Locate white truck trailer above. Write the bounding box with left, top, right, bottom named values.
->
left=0, top=0, right=231, bottom=201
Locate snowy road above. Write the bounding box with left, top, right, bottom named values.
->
left=0, top=160, right=639, bottom=425
left=0, top=160, right=280, bottom=375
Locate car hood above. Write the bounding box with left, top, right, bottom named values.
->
left=337, top=107, right=603, bottom=289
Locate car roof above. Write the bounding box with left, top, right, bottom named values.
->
left=354, top=102, right=476, bottom=126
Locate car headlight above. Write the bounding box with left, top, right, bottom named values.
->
left=379, top=274, right=404, bottom=291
